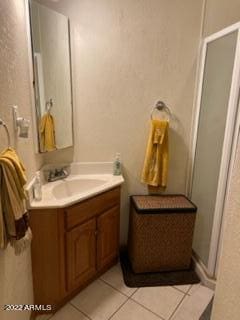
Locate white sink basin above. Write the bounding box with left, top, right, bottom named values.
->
left=27, top=167, right=124, bottom=209
left=52, top=177, right=108, bottom=199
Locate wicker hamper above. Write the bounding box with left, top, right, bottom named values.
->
left=128, top=195, right=197, bottom=273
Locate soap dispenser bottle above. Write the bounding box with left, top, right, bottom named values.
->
left=113, top=153, right=121, bottom=175
left=33, top=171, right=42, bottom=201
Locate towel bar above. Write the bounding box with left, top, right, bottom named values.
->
left=45, top=98, right=53, bottom=112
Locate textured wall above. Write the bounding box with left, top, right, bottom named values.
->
left=211, top=136, right=240, bottom=320
left=38, top=0, right=204, bottom=243
left=0, top=1, right=42, bottom=319
left=203, top=0, right=240, bottom=36
left=202, top=0, right=240, bottom=319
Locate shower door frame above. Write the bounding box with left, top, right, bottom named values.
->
left=189, top=22, right=240, bottom=278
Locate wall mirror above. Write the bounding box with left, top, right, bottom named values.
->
left=29, top=0, right=73, bottom=153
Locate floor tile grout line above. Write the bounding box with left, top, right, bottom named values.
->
left=168, top=293, right=188, bottom=320
left=107, top=297, right=131, bottom=320
left=129, top=287, right=139, bottom=297
left=186, top=284, right=193, bottom=295
left=187, top=284, right=193, bottom=292
left=173, top=283, right=197, bottom=297
left=172, top=286, right=191, bottom=296
left=69, top=302, right=93, bottom=320
left=130, top=297, right=166, bottom=320
left=99, top=277, right=138, bottom=298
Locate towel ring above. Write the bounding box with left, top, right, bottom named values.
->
left=151, top=101, right=172, bottom=120
left=0, top=119, right=11, bottom=148
left=46, top=98, right=53, bottom=113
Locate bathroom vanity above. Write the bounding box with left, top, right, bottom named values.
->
left=28, top=165, right=123, bottom=314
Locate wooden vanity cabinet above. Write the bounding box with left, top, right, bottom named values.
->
left=97, top=206, right=120, bottom=270
left=30, top=186, right=121, bottom=312
left=66, top=218, right=97, bottom=291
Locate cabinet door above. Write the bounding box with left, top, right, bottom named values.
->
left=97, top=206, right=120, bottom=271
left=66, top=218, right=96, bottom=291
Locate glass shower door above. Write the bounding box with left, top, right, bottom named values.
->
left=191, top=29, right=239, bottom=277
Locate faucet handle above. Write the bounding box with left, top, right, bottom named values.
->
left=46, top=166, right=69, bottom=182
left=48, top=170, right=55, bottom=181
left=55, top=168, right=61, bottom=176
left=62, top=168, right=69, bottom=176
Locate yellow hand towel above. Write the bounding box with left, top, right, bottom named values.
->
left=0, top=172, right=7, bottom=250
left=141, top=120, right=169, bottom=188
left=40, top=113, right=56, bottom=152
left=0, top=148, right=26, bottom=199
left=0, top=148, right=32, bottom=254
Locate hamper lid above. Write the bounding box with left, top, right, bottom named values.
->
left=131, top=195, right=197, bottom=213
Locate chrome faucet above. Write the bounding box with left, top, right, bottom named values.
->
left=47, top=167, right=69, bottom=182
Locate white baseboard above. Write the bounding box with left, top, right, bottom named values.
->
left=192, top=255, right=216, bottom=291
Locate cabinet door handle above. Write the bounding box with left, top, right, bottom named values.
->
left=95, top=230, right=98, bottom=236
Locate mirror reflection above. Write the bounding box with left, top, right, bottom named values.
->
left=30, top=0, right=73, bottom=153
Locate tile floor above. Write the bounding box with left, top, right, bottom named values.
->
left=37, top=263, right=214, bottom=320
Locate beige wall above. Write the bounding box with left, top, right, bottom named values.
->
left=203, top=0, right=240, bottom=36
left=202, top=1, right=240, bottom=319
left=0, top=1, right=42, bottom=319
left=39, top=0, right=204, bottom=242
left=211, top=139, right=240, bottom=317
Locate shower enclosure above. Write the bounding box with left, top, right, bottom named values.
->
left=190, top=23, right=240, bottom=279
